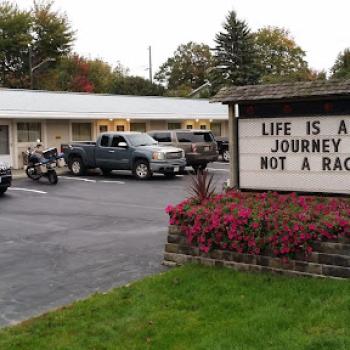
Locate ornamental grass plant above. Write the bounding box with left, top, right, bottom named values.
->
left=166, top=191, right=350, bottom=257
left=187, top=170, right=216, bottom=202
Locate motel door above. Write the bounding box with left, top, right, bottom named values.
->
left=0, top=124, right=11, bottom=165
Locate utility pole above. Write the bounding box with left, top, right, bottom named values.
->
left=28, top=45, right=33, bottom=90
left=148, top=46, right=153, bottom=83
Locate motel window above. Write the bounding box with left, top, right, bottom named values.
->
left=116, top=125, right=125, bottom=132
left=186, top=124, right=193, bottom=130
left=210, top=122, right=221, bottom=136
left=99, top=125, right=108, bottom=133
left=130, top=123, right=146, bottom=132
left=168, top=122, right=181, bottom=130
left=17, top=122, right=41, bottom=143
left=72, top=123, right=92, bottom=141
left=200, top=125, right=207, bottom=130
left=0, top=125, right=9, bottom=154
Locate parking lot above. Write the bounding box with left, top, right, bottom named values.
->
left=0, top=162, right=229, bottom=327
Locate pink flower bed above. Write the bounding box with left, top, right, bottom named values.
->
left=166, top=191, right=350, bottom=258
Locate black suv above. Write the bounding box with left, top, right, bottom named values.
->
left=216, top=136, right=230, bottom=162
left=0, top=162, right=12, bottom=195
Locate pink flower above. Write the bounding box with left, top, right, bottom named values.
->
left=251, top=222, right=259, bottom=229
left=308, top=224, right=316, bottom=231
left=238, top=208, right=252, bottom=219
left=167, top=190, right=350, bottom=258
left=165, top=204, right=174, bottom=214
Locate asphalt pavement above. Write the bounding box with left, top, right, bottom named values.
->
left=0, top=162, right=229, bottom=327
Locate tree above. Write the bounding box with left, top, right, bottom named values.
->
left=331, top=49, right=350, bottom=79
left=37, top=55, right=94, bottom=92
left=31, top=0, right=74, bottom=67
left=87, top=59, right=115, bottom=93
left=308, top=69, right=327, bottom=81
left=112, top=75, right=164, bottom=96
left=155, top=41, right=214, bottom=94
left=0, top=0, right=74, bottom=89
left=254, top=27, right=313, bottom=83
left=0, top=2, right=32, bottom=87
left=213, top=10, right=260, bottom=89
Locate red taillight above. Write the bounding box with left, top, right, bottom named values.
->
left=191, top=144, right=197, bottom=153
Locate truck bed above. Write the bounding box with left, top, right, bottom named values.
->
left=62, top=141, right=97, bottom=168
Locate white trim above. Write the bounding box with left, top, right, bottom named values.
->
left=0, top=111, right=227, bottom=120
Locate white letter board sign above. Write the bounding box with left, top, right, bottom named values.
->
left=238, top=116, right=350, bottom=194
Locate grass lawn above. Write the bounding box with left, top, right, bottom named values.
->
left=1, top=265, right=350, bottom=350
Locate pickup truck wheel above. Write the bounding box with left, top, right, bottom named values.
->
left=133, top=160, right=151, bottom=180
left=69, top=157, right=85, bottom=176
left=223, top=150, right=230, bottom=162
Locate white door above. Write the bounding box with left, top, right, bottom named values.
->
left=0, top=124, right=11, bottom=166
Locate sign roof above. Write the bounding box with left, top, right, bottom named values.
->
left=212, top=80, right=350, bottom=104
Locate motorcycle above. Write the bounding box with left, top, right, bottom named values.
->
left=24, top=141, right=65, bottom=185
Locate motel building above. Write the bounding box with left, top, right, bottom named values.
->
left=0, top=89, right=228, bottom=169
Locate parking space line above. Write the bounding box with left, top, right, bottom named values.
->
left=60, top=176, right=97, bottom=183
left=8, top=187, right=47, bottom=194
left=100, top=180, right=125, bottom=184
left=207, top=168, right=229, bottom=172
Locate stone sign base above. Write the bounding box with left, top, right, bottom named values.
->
left=163, top=225, right=350, bottom=279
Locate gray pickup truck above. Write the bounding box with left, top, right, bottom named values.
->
left=63, top=132, right=186, bottom=179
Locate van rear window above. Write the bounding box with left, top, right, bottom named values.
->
left=151, top=132, right=171, bottom=142
left=176, top=132, right=214, bottom=143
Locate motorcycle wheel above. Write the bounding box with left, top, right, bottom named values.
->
left=47, top=171, right=58, bottom=185
left=26, top=166, right=41, bottom=181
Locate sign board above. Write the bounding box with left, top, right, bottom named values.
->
left=238, top=116, right=350, bottom=194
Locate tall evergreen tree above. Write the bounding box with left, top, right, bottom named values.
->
left=213, top=10, right=259, bottom=89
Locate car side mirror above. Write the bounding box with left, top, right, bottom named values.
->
left=118, top=142, right=128, bottom=148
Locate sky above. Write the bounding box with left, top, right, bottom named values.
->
left=16, top=0, right=350, bottom=79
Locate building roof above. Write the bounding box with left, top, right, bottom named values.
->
left=211, top=80, right=350, bottom=104
left=0, top=88, right=227, bottom=120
